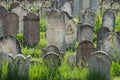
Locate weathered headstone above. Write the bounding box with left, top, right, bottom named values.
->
left=78, top=25, right=94, bottom=43
left=80, top=0, right=92, bottom=10
left=10, top=2, right=28, bottom=33
left=61, top=1, right=73, bottom=18
left=76, top=40, right=95, bottom=66
left=102, top=9, right=115, bottom=31
left=100, top=32, right=120, bottom=58
left=65, top=20, right=77, bottom=49
left=3, top=12, right=19, bottom=36
left=43, top=52, right=61, bottom=68
left=8, top=54, right=30, bottom=80
left=89, top=51, right=111, bottom=80
left=42, top=45, right=62, bottom=57
left=0, top=35, right=21, bottom=56
left=24, top=12, right=40, bottom=46
left=67, top=54, right=76, bottom=66
left=97, top=27, right=110, bottom=50
left=83, top=10, right=96, bottom=27
left=46, top=10, right=65, bottom=52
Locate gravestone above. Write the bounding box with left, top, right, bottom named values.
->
left=97, top=27, right=110, bottom=50
left=65, top=20, right=77, bottom=49
left=46, top=10, right=65, bottom=52
left=89, top=51, right=111, bottom=80
left=0, top=35, right=21, bottom=56
left=83, top=10, right=96, bottom=27
left=8, top=54, right=30, bottom=80
left=102, top=9, right=115, bottom=31
left=0, top=6, right=8, bottom=37
left=67, top=54, right=76, bottom=66
left=100, top=32, right=120, bottom=58
left=42, top=45, right=62, bottom=57
left=3, top=12, right=19, bottom=36
left=61, top=1, right=73, bottom=18
left=78, top=25, right=94, bottom=43
left=43, top=52, right=61, bottom=68
left=0, top=6, right=8, bottom=20
left=10, top=2, right=28, bottom=33
left=76, top=40, right=95, bottom=66
left=24, top=12, right=40, bottom=46
left=80, top=0, right=92, bottom=10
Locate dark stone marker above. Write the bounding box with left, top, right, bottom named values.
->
left=102, top=9, right=115, bottom=31
left=46, top=10, right=65, bottom=52
left=0, top=6, right=8, bottom=20
left=0, top=6, right=7, bottom=37
left=3, top=12, right=19, bottom=36
left=76, top=40, right=95, bottom=66
left=89, top=51, right=111, bottom=80
left=97, top=27, right=110, bottom=50
left=9, top=1, right=28, bottom=33
left=100, top=32, right=120, bottom=59
left=24, top=12, right=40, bottom=46
left=78, top=25, right=94, bottom=43
left=0, top=35, right=21, bottom=56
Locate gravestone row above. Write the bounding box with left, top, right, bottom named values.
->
left=0, top=4, right=40, bottom=46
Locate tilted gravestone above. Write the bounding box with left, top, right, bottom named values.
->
left=9, top=1, right=28, bottom=33
left=24, top=12, right=40, bottom=46
left=65, top=20, right=77, bottom=49
left=46, top=10, right=65, bottom=52
left=0, top=6, right=8, bottom=37
left=78, top=25, right=94, bottom=43
left=97, top=27, right=110, bottom=50
left=43, top=52, right=61, bottom=68
left=61, top=1, right=73, bottom=18
left=100, top=32, right=120, bottom=59
left=102, top=9, right=115, bottom=31
left=76, top=40, right=95, bottom=66
left=83, top=10, right=96, bottom=27
left=0, top=35, right=21, bottom=56
left=67, top=54, right=76, bottom=66
left=0, top=6, right=8, bottom=20
left=3, top=12, right=19, bottom=36
left=42, top=45, right=63, bottom=57
left=8, top=54, right=30, bottom=80
left=89, top=51, right=111, bottom=80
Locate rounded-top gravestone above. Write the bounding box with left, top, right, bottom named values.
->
left=97, top=27, right=110, bottom=50
left=76, top=40, right=95, bottom=66
left=89, top=51, right=111, bottom=80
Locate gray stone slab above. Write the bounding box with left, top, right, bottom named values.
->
left=89, top=51, right=111, bottom=80
left=46, top=10, right=65, bottom=52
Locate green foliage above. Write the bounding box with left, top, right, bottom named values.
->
left=111, top=59, right=120, bottom=77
